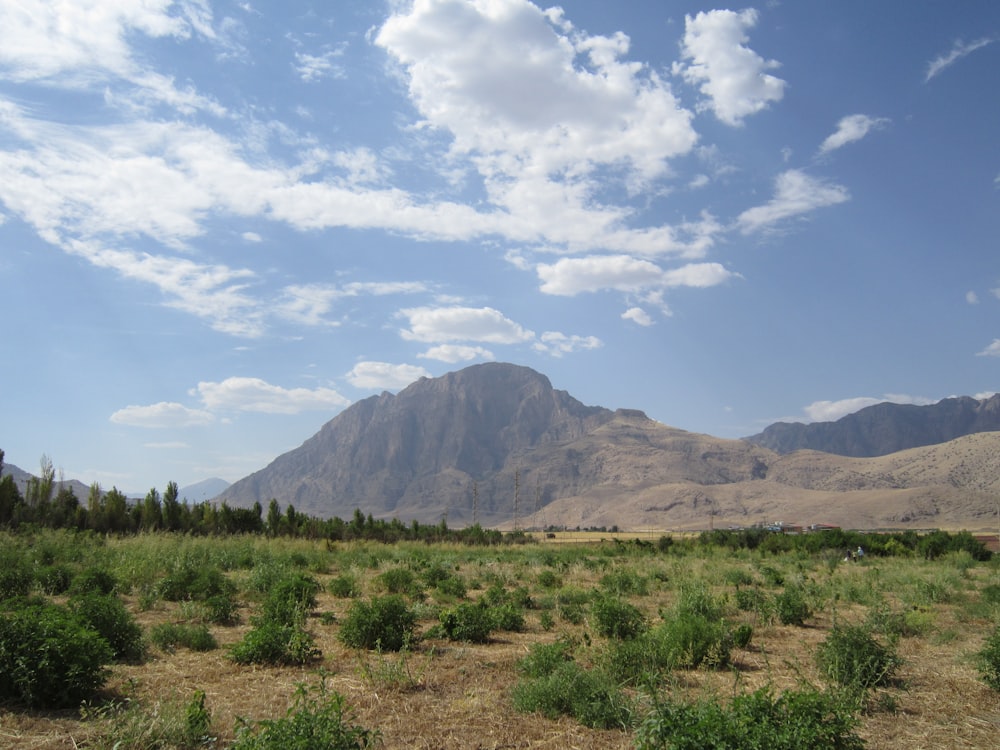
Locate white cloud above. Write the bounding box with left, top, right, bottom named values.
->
left=345, top=361, right=431, bottom=390
left=418, top=345, right=496, bottom=363
left=976, top=339, right=1000, bottom=357
left=196, top=377, right=350, bottom=414
left=275, top=284, right=342, bottom=327
left=803, top=394, right=935, bottom=422
left=622, top=307, right=654, bottom=326
left=537, top=255, right=734, bottom=296
left=674, top=9, right=785, bottom=126
left=534, top=331, right=602, bottom=357
left=737, top=169, right=849, bottom=234
left=399, top=305, right=535, bottom=344
left=0, top=0, right=222, bottom=113
left=242, top=231, right=262, bottom=242
left=110, top=402, right=215, bottom=428
left=966, top=291, right=979, bottom=305
left=925, top=38, right=995, bottom=82
left=375, top=0, right=706, bottom=255
left=294, top=50, right=346, bottom=82
left=818, top=114, right=890, bottom=155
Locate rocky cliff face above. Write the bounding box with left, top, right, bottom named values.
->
left=745, top=394, right=1000, bottom=457
left=216, top=363, right=616, bottom=521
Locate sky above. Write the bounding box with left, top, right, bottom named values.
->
left=1, top=0, right=998, bottom=495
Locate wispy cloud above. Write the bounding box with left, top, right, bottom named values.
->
left=536, top=256, right=734, bottom=296
left=925, top=38, right=995, bottom=82
left=345, top=361, right=430, bottom=390
left=111, top=402, right=215, bottom=429
left=737, top=170, right=849, bottom=234
left=196, top=377, right=350, bottom=414
left=818, top=114, right=890, bottom=155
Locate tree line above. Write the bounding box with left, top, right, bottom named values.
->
left=0, top=451, right=512, bottom=545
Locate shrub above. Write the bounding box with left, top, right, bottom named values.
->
left=491, top=602, right=526, bottom=632
left=658, top=613, right=732, bottom=670
left=512, top=661, right=632, bottom=730
left=376, top=567, right=424, bottom=598
left=600, top=568, right=649, bottom=596
left=733, top=623, right=753, bottom=649
left=816, top=625, right=900, bottom=691
left=439, top=602, right=494, bottom=643
left=635, top=688, right=863, bottom=750
left=69, top=592, right=147, bottom=663
left=517, top=639, right=575, bottom=678
left=775, top=585, right=811, bottom=626
left=591, top=596, right=646, bottom=640
left=329, top=574, right=360, bottom=599
left=36, top=564, right=73, bottom=595
left=976, top=624, right=1000, bottom=691
left=339, top=595, right=416, bottom=651
left=602, top=631, right=673, bottom=687
left=536, top=569, right=562, bottom=589
left=434, top=574, right=468, bottom=599
left=0, top=558, right=33, bottom=601
left=85, top=688, right=214, bottom=749
left=158, top=564, right=235, bottom=603
left=262, top=573, right=320, bottom=627
left=229, top=621, right=319, bottom=665
left=150, top=622, right=218, bottom=652
left=231, top=678, right=378, bottom=750
left=71, top=567, right=118, bottom=596
left=0, top=602, right=112, bottom=708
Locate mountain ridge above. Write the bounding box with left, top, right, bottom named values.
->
left=216, top=363, right=1000, bottom=531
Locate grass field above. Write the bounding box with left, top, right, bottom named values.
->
left=1, top=529, right=999, bottom=749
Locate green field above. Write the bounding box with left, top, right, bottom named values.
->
left=1, top=527, right=999, bottom=749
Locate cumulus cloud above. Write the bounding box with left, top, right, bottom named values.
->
left=966, top=291, right=979, bottom=305
left=110, top=402, right=215, bottom=428
left=399, top=305, right=535, bottom=344
left=537, top=255, right=734, bottom=296
left=674, top=9, right=785, bottom=126
left=196, top=377, right=350, bottom=413
left=375, top=0, right=708, bottom=255
left=345, top=361, right=430, bottom=389
left=925, top=38, right=995, bottom=82
left=818, top=114, right=890, bottom=155
left=803, top=394, right=935, bottom=422
left=737, top=170, right=849, bottom=234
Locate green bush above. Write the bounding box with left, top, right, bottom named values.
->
left=328, top=574, right=361, bottom=598
left=512, top=661, right=632, bottom=730
left=229, top=620, right=320, bottom=665
left=733, top=623, right=753, bottom=649
left=439, top=602, right=494, bottom=643
left=150, top=622, right=218, bottom=652
left=591, top=596, right=646, bottom=640
left=976, top=624, right=1000, bottom=691
left=376, top=567, right=424, bottom=598
left=262, top=573, right=320, bottom=627
left=0, top=602, right=112, bottom=708
left=71, top=567, right=118, bottom=596
left=36, top=564, right=73, bottom=595
left=816, top=624, right=900, bottom=691
left=536, top=569, right=562, bottom=589
left=602, top=631, right=673, bottom=687
left=85, top=688, right=214, bottom=749
left=658, top=613, right=732, bottom=670
left=635, top=688, right=863, bottom=750
left=0, top=558, right=33, bottom=601
left=69, top=592, right=146, bottom=663
left=491, top=602, right=526, bottom=632
left=338, top=595, right=416, bottom=651
left=599, top=568, right=649, bottom=596
left=232, top=678, right=378, bottom=750
left=775, top=585, right=811, bottom=626
left=158, top=564, right=235, bottom=603
left=517, top=639, right=574, bottom=678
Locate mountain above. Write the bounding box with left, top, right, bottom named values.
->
left=217, top=362, right=1000, bottom=531
left=744, top=395, right=1000, bottom=457
left=0, top=462, right=92, bottom=501
left=180, top=477, right=230, bottom=503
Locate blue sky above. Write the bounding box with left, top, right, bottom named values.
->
left=1, top=0, right=997, bottom=495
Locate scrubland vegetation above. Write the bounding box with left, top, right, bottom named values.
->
left=1, top=522, right=999, bottom=749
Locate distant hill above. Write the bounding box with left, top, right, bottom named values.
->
left=180, top=477, right=230, bottom=503
left=0, top=462, right=93, bottom=501
left=217, top=363, right=1000, bottom=531
left=744, top=394, right=1000, bottom=457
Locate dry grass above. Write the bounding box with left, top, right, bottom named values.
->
left=2, top=538, right=999, bottom=749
